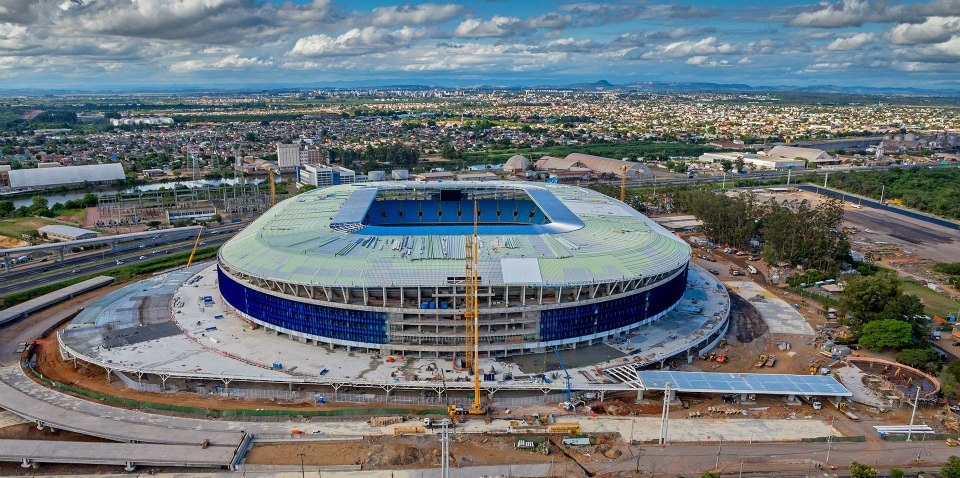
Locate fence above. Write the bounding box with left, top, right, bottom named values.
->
left=124, top=381, right=573, bottom=408
left=27, top=366, right=446, bottom=417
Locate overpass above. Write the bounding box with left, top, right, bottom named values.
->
left=1, top=226, right=202, bottom=271
left=0, top=439, right=243, bottom=471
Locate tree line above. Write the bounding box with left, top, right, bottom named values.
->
left=671, top=189, right=850, bottom=272
left=0, top=193, right=98, bottom=219
left=828, top=167, right=960, bottom=220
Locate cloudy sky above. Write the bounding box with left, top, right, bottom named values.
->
left=1, top=0, right=960, bottom=89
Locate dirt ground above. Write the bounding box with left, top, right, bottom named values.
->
left=245, top=434, right=563, bottom=469
left=0, top=423, right=108, bottom=442
left=0, top=236, right=29, bottom=248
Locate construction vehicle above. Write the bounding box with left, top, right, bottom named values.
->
left=560, top=399, right=584, bottom=411
left=715, top=350, right=728, bottom=364
left=764, top=354, right=777, bottom=367
left=458, top=200, right=486, bottom=416
left=755, top=354, right=767, bottom=368
left=718, top=338, right=727, bottom=348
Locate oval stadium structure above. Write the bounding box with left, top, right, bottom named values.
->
left=217, top=181, right=692, bottom=357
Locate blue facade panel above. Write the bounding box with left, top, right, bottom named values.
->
left=539, top=266, right=688, bottom=341
left=218, top=267, right=387, bottom=344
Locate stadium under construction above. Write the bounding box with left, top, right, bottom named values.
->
left=57, top=181, right=734, bottom=399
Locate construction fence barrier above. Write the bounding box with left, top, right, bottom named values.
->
left=25, top=366, right=446, bottom=418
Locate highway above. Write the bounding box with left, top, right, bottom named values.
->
left=0, top=225, right=240, bottom=296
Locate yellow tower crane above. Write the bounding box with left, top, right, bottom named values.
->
left=456, top=199, right=486, bottom=416
left=268, top=168, right=277, bottom=206
left=620, top=164, right=628, bottom=202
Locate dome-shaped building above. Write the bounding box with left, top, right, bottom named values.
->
left=503, top=155, right=531, bottom=173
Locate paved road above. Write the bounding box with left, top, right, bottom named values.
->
left=0, top=439, right=238, bottom=468
left=796, top=184, right=959, bottom=231
left=588, top=440, right=955, bottom=476
left=0, top=366, right=243, bottom=446
left=0, top=228, right=236, bottom=296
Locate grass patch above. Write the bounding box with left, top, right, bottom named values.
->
left=902, top=281, right=960, bottom=317
left=51, top=208, right=86, bottom=225
left=0, top=246, right=221, bottom=309
left=0, top=216, right=65, bottom=239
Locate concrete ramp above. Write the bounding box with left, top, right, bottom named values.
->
left=0, top=366, right=242, bottom=447
left=726, top=281, right=814, bottom=336
left=0, top=439, right=237, bottom=469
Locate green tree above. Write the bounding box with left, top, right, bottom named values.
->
left=943, top=456, right=960, bottom=478
left=0, top=200, right=14, bottom=217
left=849, top=461, right=878, bottom=478
left=859, top=319, right=913, bottom=350
left=895, top=347, right=942, bottom=373
left=841, top=272, right=925, bottom=334
left=889, top=468, right=904, bottom=478
left=298, top=184, right=317, bottom=194
left=700, top=473, right=720, bottom=478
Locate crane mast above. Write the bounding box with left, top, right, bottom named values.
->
left=463, top=200, right=484, bottom=415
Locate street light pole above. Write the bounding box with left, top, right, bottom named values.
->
left=825, top=434, right=833, bottom=466
left=297, top=453, right=305, bottom=478
left=715, top=435, right=723, bottom=470
left=907, top=386, right=921, bottom=442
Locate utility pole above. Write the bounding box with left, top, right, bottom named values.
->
left=907, top=386, right=921, bottom=442
left=879, top=183, right=886, bottom=205
left=659, top=382, right=672, bottom=445
left=823, top=172, right=828, bottom=188
left=917, top=428, right=927, bottom=463
left=440, top=422, right=450, bottom=478
left=297, top=453, right=305, bottom=478
left=825, top=434, right=833, bottom=466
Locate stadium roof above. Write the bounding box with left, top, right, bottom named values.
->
left=8, top=163, right=125, bottom=189
left=219, top=181, right=690, bottom=288
left=637, top=371, right=852, bottom=397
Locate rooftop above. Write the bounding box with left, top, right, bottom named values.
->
left=637, top=371, right=851, bottom=397
left=219, top=181, right=690, bottom=287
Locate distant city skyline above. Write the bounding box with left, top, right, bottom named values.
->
left=1, top=0, right=959, bottom=90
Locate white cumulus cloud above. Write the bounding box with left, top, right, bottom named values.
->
left=825, top=32, right=875, bottom=50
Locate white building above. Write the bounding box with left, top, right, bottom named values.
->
left=697, top=152, right=806, bottom=171
left=277, top=143, right=301, bottom=171
left=6, top=163, right=125, bottom=191
left=297, top=164, right=356, bottom=188
left=38, top=225, right=98, bottom=241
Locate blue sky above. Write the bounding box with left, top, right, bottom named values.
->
left=1, top=0, right=959, bottom=89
